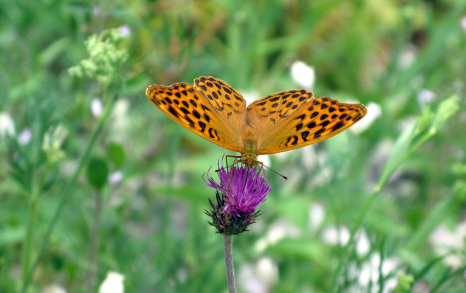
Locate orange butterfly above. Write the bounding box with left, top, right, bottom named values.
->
left=146, top=76, right=367, bottom=168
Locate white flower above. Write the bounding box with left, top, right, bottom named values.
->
left=43, top=284, right=67, bottom=293
left=322, top=225, right=350, bottom=246
left=356, top=229, right=371, bottom=256
left=398, top=45, right=417, bottom=69
left=461, top=16, right=466, bottom=31
left=91, top=98, right=103, bottom=117
left=108, top=171, right=123, bottom=185
left=0, top=112, right=15, bottom=138
left=417, top=89, right=435, bottom=107
left=429, top=223, right=466, bottom=268
left=323, top=227, right=371, bottom=256
left=92, top=6, right=102, bottom=17
left=98, top=271, right=124, bottom=293
left=255, top=220, right=301, bottom=253
left=309, top=202, right=325, bottom=232
left=291, top=61, right=315, bottom=89
left=18, top=128, right=32, bottom=145
left=118, top=25, right=131, bottom=38
left=349, top=102, right=382, bottom=134
left=239, top=257, right=279, bottom=293
left=357, top=253, right=399, bottom=292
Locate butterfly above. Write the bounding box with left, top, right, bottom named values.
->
left=146, top=76, right=367, bottom=168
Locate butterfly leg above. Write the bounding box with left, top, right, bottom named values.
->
left=226, top=155, right=242, bottom=172
left=216, top=155, right=242, bottom=173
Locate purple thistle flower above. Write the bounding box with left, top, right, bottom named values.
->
left=203, top=160, right=271, bottom=235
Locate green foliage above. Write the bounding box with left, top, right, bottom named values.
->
left=86, top=157, right=109, bottom=190
left=1, top=0, right=466, bottom=292
left=107, top=142, right=125, bottom=169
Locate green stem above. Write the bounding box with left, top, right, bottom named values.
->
left=21, top=169, right=41, bottom=285
left=85, top=189, right=103, bottom=291
left=223, top=235, right=236, bottom=293
left=20, top=95, right=117, bottom=293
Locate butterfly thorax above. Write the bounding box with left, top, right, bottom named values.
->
left=241, top=142, right=258, bottom=168
left=240, top=120, right=259, bottom=168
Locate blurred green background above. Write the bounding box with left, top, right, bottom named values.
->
left=1, top=0, right=466, bottom=292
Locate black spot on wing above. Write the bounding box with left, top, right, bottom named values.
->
left=198, top=121, right=206, bottom=132
left=333, top=121, right=345, bottom=131
left=168, top=106, right=178, bottom=118
left=301, top=131, right=310, bottom=141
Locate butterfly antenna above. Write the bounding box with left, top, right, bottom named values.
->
left=263, top=164, right=288, bottom=180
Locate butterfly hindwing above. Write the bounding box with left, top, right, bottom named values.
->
left=249, top=93, right=367, bottom=154
left=146, top=82, right=242, bottom=152
left=246, top=89, right=315, bottom=150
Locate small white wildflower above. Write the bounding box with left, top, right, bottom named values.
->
left=461, top=16, right=466, bottom=31
left=98, top=271, right=124, bottom=293
left=417, top=89, right=435, bottom=108
left=349, top=102, right=382, bottom=134
left=118, top=25, right=131, bottom=38
left=239, top=263, right=267, bottom=293
left=42, top=284, right=67, bottom=293
left=358, top=253, right=399, bottom=291
left=291, top=61, right=315, bottom=89
left=255, top=220, right=301, bottom=253
left=429, top=223, right=465, bottom=268
left=256, top=257, right=279, bottom=286
left=18, top=128, right=32, bottom=145
left=356, top=229, right=371, bottom=256
left=309, top=202, right=325, bottom=232
left=108, top=171, right=123, bottom=185
left=91, top=98, right=103, bottom=118
left=322, top=225, right=350, bottom=246
left=239, top=257, right=278, bottom=293
left=267, top=220, right=301, bottom=244
left=0, top=112, right=15, bottom=138
left=92, top=6, right=102, bottom=17
left=398, top=45, right=417, bottom=69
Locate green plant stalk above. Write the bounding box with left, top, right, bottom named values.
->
left=223, top=235, right=236, bottom=293
left=20, top=94, right=117, bottom=293
left=331, top=123, right=419, bottom=292
left=85, top=189, right=103, bottom=291
left=330, top=104, right=457, bottom=291
left=21, top=169, right=41, bottom=285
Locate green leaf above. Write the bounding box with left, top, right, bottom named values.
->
left=375, top=120, right=417, bottom=192
left=86, top=157, right=109, bottom=190
left=107, top=142, right=125, bottom=169
left=429, top=95, right=460, bottom=133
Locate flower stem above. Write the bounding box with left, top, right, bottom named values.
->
left=86, top=189, right=103, bottom=291
left=21, top=169, right=40, bottom=285
left=223, top=234, right=236, bottom=293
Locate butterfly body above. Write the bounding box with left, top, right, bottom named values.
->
left=146, top=76, right=367, bottom=168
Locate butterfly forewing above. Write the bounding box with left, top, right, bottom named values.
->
left=194, top=76, right=246, bottom=137
left=251, top=94, right=367, bottom=154
left=146, top=82, right=243, bottom=152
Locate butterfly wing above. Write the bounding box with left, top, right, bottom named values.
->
left=193, top=76, right=247, bottom=138
left=246, top=90, right=367, bottom=155
left=146, top=81, right=243, bottom=152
